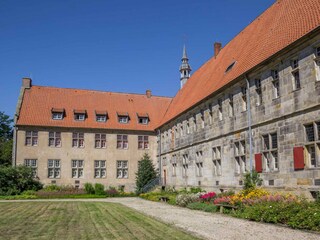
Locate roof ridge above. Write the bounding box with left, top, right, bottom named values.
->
left=32, top=85, right=173, bottom=99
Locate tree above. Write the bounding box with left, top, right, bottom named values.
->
left=0, top=112, right=13, bottom=166
left=0, top=111, right=13, bottom=140
left=243, top=170, right=262, bottom=193
left=135, top=153, right=157, bottom=193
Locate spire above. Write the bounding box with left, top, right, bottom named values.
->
left=182, top=44, right=188, bottom=59
left=179, top=45, right=191, bottom=89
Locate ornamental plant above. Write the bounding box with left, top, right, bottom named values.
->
left=176, top=193, right=202, bottom=207
left=200, top=192, right=216, bottom=202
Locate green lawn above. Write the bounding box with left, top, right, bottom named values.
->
left=0, top=202, right=199, bottom=240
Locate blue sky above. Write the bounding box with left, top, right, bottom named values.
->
left=0, top=0, right=275, bottom=118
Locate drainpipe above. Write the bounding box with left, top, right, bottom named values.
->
left=12, top=124, right=18, bottom=167
left=245, top=76, right=253, bottom=176
left=157, top=129, right=162, bottom=185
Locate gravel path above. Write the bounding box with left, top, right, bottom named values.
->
left=1, top=197, right=319, bottom=240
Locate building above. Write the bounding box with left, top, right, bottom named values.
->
left=13, top=0, right=320, bottom=196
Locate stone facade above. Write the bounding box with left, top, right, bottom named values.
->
left=15, top=126, right=157, bottom=192
left=158, top=31, right=320, bottom=197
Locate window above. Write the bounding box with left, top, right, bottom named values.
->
left=186, top=121, right=190, bottom=134
left=234, top=140, right=246, bottom=174
left=24, top=159, right=37, bottom=177
left=200, top=110, right=205, bottom=128
left=96, top=115, right=106, bottom=122
left=95, top=133, right=106, bottom=148
left=117, top=160, right=128, bottom=178
left=71, top=160, right=84, bottom=178
left=180, top=124, right=184, bottom=137
left=74, top=110, right=86, bottom=121
left=49, top=132, right=61, bottom=147
left=316, top=46, right=320, bottom=58
left=241, top=87, right=247, bottom=111
left=172, top=154, right=177, bottom=177
left=117, top=135, right=128, bottom=149
left=212, top=147, right=222, bottom=176
left=315, top=60, right=320, bottom=81
left=304, top=122, right=320, bottom=168
left=208, top=104, right=213, bottom=124
left=261, top=133, right=278, bottom=172
left=291, top=59, right=301, bottom=90
left=51, top=108, right=64, bottom=120
left=193, top=115, right=197, bottom=132
left=94, top=160, right=106, bottom=178
left=25, top=131, right=38, bottom=146
left=195, top=151, right=203, bottom=177
left=137, top=114, right=149, bottom=124
left=52, top=112, right=63, bottom=120
left=272, top=69, right=280, bottom=98
left=72, top=132, right=84, bottom=148
left=138, top=136, right=149, bottom=149
left=182, top=154, right=188, bottom=177
left=48, top=159, right=60, bottom=178
left=229, top=94, right=234, bottom=117
left=118, top=112, right=129, bottom=123
left=218, top=99, right=223, bottom=120
left=255, top=79, right=262, bottom=106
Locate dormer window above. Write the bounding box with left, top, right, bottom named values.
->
left=51, top=108, right=64, bottom=120
left=95, top=111, right=108, bottom=122
left=137, top=113, right=149, bottom=125
left=74, top=110, right=86, bottom=121
left=117, top=112, right=129, bottom=124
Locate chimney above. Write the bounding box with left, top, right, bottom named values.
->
left=146, top=90, right=152, bottom=98
left=22, top=77, right=32, bottom=89
left=214, top=42, right=222, bottom=58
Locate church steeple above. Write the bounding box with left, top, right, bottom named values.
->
left=179, top=45, right=192, bottom=89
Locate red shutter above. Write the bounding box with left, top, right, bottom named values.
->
left=255, top=153, right=262, bottom=173
left=293, top=146, right=304, bottom=170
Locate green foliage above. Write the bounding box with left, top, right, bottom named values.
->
left=139, top=191, right=178, bottom=205
left=234, top=201, right=320, bottom=231
left=189, top=187, right=203, bottom=193
left=43, top=184, right=62, bottom=192
left=187, top=202, right=218, bottom=212
left=0, top=165, right=43, bottom=195
left=105, top=186, right=119, bottom=197
left=243, top=171, right=262, bottom=191
left=84, top=183, right=95, bottom=194
left=135, top=153, right=157, bottom=193
left=217, top=190, right=235, bottom=198
left=94, top=183, right=105, bottom=195
left=0, top=139, right=12, bottom=166
left=0, top=112, right=13, bottom=140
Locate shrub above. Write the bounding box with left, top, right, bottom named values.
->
left=243, top=171, right=262, bottom=192
left=187, top=202, right=218, bottom=212
left=43, top=184, right=62, bottom=192
left=217, top=190, right=235, bottom=198
left=84, top=183, right=95, bottom=194
left=94, top=183, right=105, bottom=195
left=176, top=193, right=201, bottom=207
left=200, top=192, right=216, bottom=202
left=189, top=187, right=203, bottom=193
left=106, top=187, right=119, bottom=197
left=0, top=165, right=43, bottom=195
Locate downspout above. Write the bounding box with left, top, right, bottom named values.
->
left=157, top=129, right=162, bottom=185
left=245, top=76, right=253, bottom=176
left=12, top=124, right=18, bottom=167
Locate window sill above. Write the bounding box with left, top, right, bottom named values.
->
left=292, top=88, right=301, bottom=93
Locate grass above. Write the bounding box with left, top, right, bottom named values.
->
left=0, top=202, right=199, bottom=240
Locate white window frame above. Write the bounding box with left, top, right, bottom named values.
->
left=48, top=159, right=61, bottom=179
left=96, top=115, right=107, bottom=122
left=72, top=132, right=84, bottom=148
left=52, top=112, right=63, bottom=120
left=25, top=131, right=38, bottom=146
left=117, top=160, right=128, bottom=179
left=95, top=133, right=107, bottom=148
left=94, top=160, right=106, bottom=178
left=24, top=159, right=37, bottom=177
left=138, top=135, right=149, bottom=149
left=262, top=133, right=278, bottom=172
left=49, top=132, right=61, bottom=147
left=117, top=135, right=128, bottom=149
left=71, top=160, right=84, bottom=178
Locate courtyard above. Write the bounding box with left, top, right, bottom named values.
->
left=0, top=198, right=319, bottom=240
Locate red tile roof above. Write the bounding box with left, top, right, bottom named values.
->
left=17, top=86, right=172, bottom=132
left=158, top=0, right=320, bottom=127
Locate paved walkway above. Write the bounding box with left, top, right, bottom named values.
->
left=1, top=197, right=319, bottom=240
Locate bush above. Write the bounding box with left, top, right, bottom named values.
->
left=43, top=184, right=62, bottom=192
left=84, top=183, right=95, bottom=194
left=94, top=183, right=105, bottom=195
left=176, top=193, right=201, bottom=207
left=189, top=187, right=203, bottom=193
left=187, top=202, right=218, bottom=212
left=243, top=171, right=262, bottom=192
left=106, top=187, right=119, bottom=197
left=199, top=192, right=216, bottom=202
left=0, top=165, right=43, bottom=195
